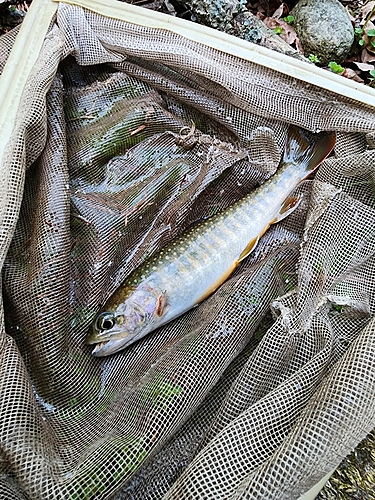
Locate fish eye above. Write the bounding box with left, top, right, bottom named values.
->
left=96, top=312, right=116, bottom=331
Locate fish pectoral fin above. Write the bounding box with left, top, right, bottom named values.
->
left=274, top=196, right=301, bottom=223
left=155, top=291, right=167, bottom=317
left=238, top=236, right=259, bottom=262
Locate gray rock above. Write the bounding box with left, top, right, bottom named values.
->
left=233, top=11, right=308, bottom=62
left=291, top=0, right=354, bottom=65
left=177, top=0, right=246, bottom=32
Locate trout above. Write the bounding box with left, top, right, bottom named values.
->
left=87, top=126, right=335, bottom=356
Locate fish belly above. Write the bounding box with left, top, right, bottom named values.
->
left=153, top=207, right=269, bottom=324
left=134, top=166, right=302, bottom=329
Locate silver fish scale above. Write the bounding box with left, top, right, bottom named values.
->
left=141, top=164, right=302, bottom=318
left=110, top=162, right=302, bottom=314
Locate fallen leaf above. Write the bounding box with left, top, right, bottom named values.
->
left=342, top=68, right=365, bottom=83
left=359, top=21, right=375, bottom=53
left=263, top=17, right=279, bottom=30
left=272, top=4, right=285, bottom=19
left=365, top=21, right=375, bottom=32
left=263, top=17, right=300, bottom=47
left=353, top=61, right=375, bottom=71
left=361, top=1, right=375, bottom=21
left=345, top=6, right=356, bottom=23
left=361, top=48, right=375, bottom=63
left=278, top=19, right=297, bottom=45
left=295, top=37, right=304, bottom=54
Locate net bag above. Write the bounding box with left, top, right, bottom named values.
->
left=1, top=1, right=375, bottom=499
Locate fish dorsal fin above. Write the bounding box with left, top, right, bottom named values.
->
left=283, top=126, right=336, bottom=177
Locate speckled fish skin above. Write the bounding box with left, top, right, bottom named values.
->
left=87, top=126, right=335, bottom=356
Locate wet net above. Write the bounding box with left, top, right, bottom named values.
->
left=1, top=3, right=375, bottom=499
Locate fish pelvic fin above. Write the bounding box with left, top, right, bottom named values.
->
left=283, top=126, right=336, bottom=179
left=238, top=236, right=259, bottom=262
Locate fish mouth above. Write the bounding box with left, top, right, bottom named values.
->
left=86, top=329, right=127, bottom=345
left=91, top=341, right=108, bottom=355
left=91, top=337, right=135, bottom=357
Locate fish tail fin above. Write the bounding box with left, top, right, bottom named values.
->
left=283, top=125, right=336, bottom=179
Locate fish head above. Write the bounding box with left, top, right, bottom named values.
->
left=87, top=285, right=167, bottom=356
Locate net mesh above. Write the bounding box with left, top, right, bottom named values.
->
left=1, top=3, right=375, bottom=499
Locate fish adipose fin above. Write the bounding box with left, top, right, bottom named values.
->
left=284, top=125, right=336, bottom=179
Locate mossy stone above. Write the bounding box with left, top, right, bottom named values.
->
left=291, top=0, right=354, bottom=65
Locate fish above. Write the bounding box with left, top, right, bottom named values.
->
left=87, top=126, right=336, bottom=356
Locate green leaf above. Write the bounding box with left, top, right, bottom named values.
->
left=274, top=26, right=283, bottom=35
left=355, top=27, right=363, bottom=35
left=328, top=61, right=345, bottom=75
left=367, top=29, right=375, bottom=37
left=370, top=69, right=375, bottom=77
left=308, top=54, right=320, bottom=63
left=282, top=15, right=294, bottom=24
left=371, top=40, right=375, bottom=48
left=359, top=39, right=365, bottom=46
left=331, top=304, right=343, bottom=313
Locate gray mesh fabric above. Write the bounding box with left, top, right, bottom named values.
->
left=1, top=4, right=375, bottom=499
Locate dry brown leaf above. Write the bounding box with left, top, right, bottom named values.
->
left=278, top=19, right=297, bottom=45
left=365, top=20, right=375, bottom=31
left=345, top=6, right=356, bottom=23
left=262, top=17, right=300, bottom=47
left=353, top=61, right=375, bottom=71
left=294, top=37, right=304, bottom=54
left=263, top=17, right=279, bottom=30
left=272, top=4, right=285, bottom=19
left=360, top=1, right=375, bottom=21
left=361, top=48, right=375, bottom=63
left=342, top=68, right=365, bottom=83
